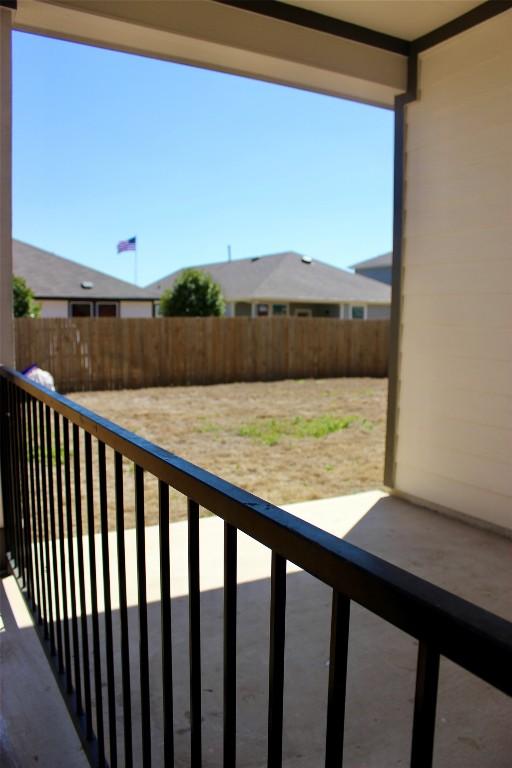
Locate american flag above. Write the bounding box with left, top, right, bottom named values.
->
left=117, top=236, right=136, bottom=253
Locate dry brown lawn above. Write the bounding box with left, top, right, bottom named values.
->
left=70, top=377, right=387, bottom=529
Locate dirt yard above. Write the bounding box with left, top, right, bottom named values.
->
left=70, top=377, right=387, bottom=529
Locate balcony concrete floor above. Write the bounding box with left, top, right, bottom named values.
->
left=1, top=490, right=511, bottom=767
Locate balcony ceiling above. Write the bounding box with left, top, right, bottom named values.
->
left=280, top=0, right=483, bottom=41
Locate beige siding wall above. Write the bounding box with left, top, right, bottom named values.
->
left=395, top=11, right=512, bottom=531
left=367, top=304, right=390, bottom=320
left=39, top=299, right=68, bottom=318
left=119, top=300, right=153, bottom=318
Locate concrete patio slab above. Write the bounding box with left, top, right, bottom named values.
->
left=1, top=490, right=511, bottom=767
left=0, top=575, right=89, bottom=768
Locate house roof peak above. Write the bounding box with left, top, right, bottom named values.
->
left=148, top=250, right=391, bottom=304
left=13, top=239, right=160, bottom=300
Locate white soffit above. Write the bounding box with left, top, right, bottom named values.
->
left=12, top=0, right=407, bottom=107
left=280, top=0, right=483, bottom=41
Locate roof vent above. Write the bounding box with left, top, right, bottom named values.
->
left=81, top=281, right=94, bottom=289
left=301, top=255, right=312, bottom=264
left=251, top=256, right=260, bottom=262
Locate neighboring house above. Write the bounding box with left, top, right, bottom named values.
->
left=148, top=251, right=391, bottom=320
left=351, top=252, right=392, bottom=285
left=13, top=240, right=159, bottom=318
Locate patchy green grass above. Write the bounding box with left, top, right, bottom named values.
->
left=196, top=420, right=221, bottom=434
left=70, top=377, right=388, bottom=529
left=32, top=444, right=69, bottom=463
left=238, top=414, right=357, bottom=446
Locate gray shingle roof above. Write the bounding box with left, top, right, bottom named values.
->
left=350, top=252, right=392, bottom=270
left=148, top=251, right=391, bottom=303
left=13, top=240, right=160, bottom=300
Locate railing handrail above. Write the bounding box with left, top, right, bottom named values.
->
left=2, top=364, right=511, bottom=698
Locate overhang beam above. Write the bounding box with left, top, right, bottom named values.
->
left=12, top=0, right=407, bottom=107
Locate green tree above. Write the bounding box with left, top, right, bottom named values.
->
left=159, top=268, right=225, bottom=317
left=13, top=275, right=41, bottom=318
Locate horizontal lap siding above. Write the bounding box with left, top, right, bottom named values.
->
left=14, top=317, right=389, bottom=391
left=394, top=11, right=512, bottom=530
left=39, top=299, right=68, bottom=318
left=367, top=305, right=391, bottom=320
left=119, top=300, right=154, bottom=318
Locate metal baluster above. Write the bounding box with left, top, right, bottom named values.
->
left=19, top=390, right=34, bottom=603
left=32, top=398, right=48, bottom=631
left=267, top=553, right=286, bottom=768
left=73, top=425, right=93, bottom=739
left=135, top=464, right=152, bottom=767
left=84, top=432, right=105, bottom=764
left=98, top=441, right=117, bottom=767
left=9, top=384, right=23, bottom=579
left=39, top=400, right=55, bottom=653
left=410, top=642, right=440, bottom=768
left=54, top=412, right=72, bottom=690
left=159, top=481, right=174, bottom=767
left=188, top=498, right=202, bottom=768
left=63, top=417, right=82, bottom=709
left=115, top=452, right=133, bottom=768
left=5, top=381, right=17, bottom=561
left=46, top=405, right=63, bottom=672
left=224, top=523, right=237, bottom=768
left=26, top=395, right=42, bottom=619
left=325, top=591, right=350, bottom=767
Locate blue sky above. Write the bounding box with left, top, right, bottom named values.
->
left=13, top=31, right=394, bottom=287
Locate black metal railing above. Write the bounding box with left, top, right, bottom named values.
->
left=1, top=365, right=511, bottom=768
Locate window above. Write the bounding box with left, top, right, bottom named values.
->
left=70, top=302, right=92, bottom=317
left=294, top=308, right=312, bottom=317
left=235, top=302, right=252, bottom=317
left=351, top=305, right=366, bottom=320
left=256, top=303, right=269, bottom=317
left=272, top=304, right=288, bottom=316
left=96, top=302, right=118, bottom=317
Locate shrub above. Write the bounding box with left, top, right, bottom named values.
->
left=13, top=275, right=41, bottom=318
left=159, top=268, right=225, bottom=317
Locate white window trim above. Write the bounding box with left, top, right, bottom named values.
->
left=271, top=303, right=289, bottom=316
left=69, top=301, right=93, bottom=318
left=254, top=302, right=270, bottom=317
left=349, top=303, right=367, bottom=320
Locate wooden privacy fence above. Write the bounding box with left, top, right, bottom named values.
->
left=15, top=317, right=389, bottom=392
